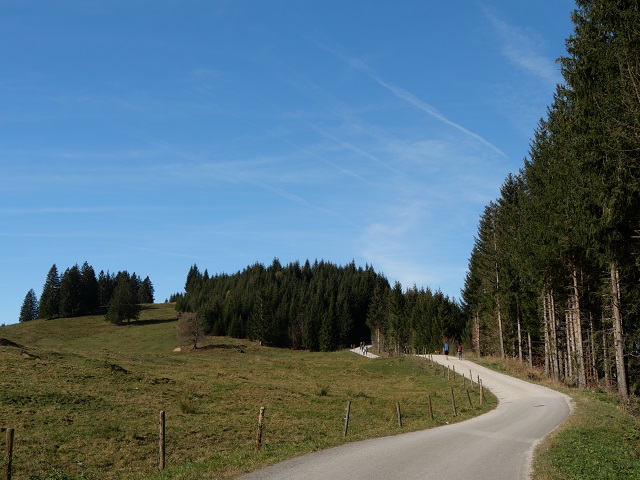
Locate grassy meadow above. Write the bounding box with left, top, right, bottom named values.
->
left=0, top=304, right=495, bottom=480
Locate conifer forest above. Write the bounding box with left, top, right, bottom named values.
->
left=462, top=0, right=640, bottom=401
left=174, top=260, right=463, bottom=355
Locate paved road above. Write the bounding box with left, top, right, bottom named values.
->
left=238, top=355, right=572, bottom=480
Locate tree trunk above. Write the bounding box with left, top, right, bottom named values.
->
left=571, top=266, right=586, bottom=388
left=549, top=291, right=559, bottom=381
left=517, top=302, right=523, bottom=363
left=492, top=229, right=505, bottom=360
left=565, top=309, right=573, bottom=381
left=589, top=313, right=597, bottom=385
left=473, top=312, right=480, bottom=357
left=602, top=316, right=610, bottom=390
left=496, top=299, right=505, bottom=359
left=610, top=261, right=628, bottom=402
left=527, top=331, right=533, bottom=369
left=543, top=292, right=550, bottom=377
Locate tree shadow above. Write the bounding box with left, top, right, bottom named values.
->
left=0, top=338, right=25, bottom=349
left=121, top=318, right=178, bottom=326
left=196, top=343, right=247, bottom=352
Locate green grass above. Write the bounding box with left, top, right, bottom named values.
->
left=474, top=356, right=640, bottom=479
left=0, top=304, right=496, bottom=479
left=533, top=389, right=640, bottom=479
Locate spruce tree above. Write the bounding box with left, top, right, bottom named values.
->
left=106, top=272, right=141, bottom=324
left=19, top=289, right=39, bottom=322
left=106, top=271, right=140, bottom=324
left=80, top=262, right=99, bottom=314
left=98, top=270, right=116, bottom=306
left=39, top=264, right=60, bottom=319
left=59, top=265, right=83, bottom=317
left=138, top=276, right=155, bottom=304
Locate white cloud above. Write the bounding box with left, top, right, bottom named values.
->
left=486, top=13, right=562, bottom=88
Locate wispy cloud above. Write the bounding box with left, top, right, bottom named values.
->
left=317, top=43, right=507, bottom=158
left=0, top=206, right=136, bottom=215
left=302, top=121, right=405, bottom=177
left=485, top=13, right=562, bottom=88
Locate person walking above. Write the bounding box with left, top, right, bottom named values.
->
left=444, top=342, right=449, bottom=360
left=457, top=344, right=462, bottom=360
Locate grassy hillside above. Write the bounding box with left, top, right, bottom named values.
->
left=0, top=304, right=495, bottom=479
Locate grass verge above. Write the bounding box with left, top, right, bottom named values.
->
left=474, top=355, right=640, bottom=479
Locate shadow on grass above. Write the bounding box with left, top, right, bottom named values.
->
left=0, top=337, right=26, bottom=349
left=120, top=318, right=178, bottom=327
left=195, top=343, right=247, bottom=351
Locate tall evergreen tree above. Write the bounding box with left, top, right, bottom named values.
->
left=59, top=264, right=83, bottom=317
left=39, top=264, right=60, bottom=319
left=138, top=276, right=155, bottom=303
left=98, top=270, right=116, bottom=306
left=19, top=289, right=39, bottom=322
left=80, top=261, right=99, bottom=314
left=106, top=271, right=141, bottom=324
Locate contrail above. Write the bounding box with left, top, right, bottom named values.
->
left=374, top=77, right=507, bottom=157
left=320, top=43, right=507, bottom=157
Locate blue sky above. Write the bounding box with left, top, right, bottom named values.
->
left=1, top=1, right=575, bottom=325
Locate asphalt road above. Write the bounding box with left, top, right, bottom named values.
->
left=237, top=354, right=572, bottom=480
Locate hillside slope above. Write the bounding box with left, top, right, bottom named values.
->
left=0, top=304, right=493, bottom=479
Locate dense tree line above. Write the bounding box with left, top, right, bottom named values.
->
left=20, top=262, right=154, bottom=324
left=462, top=0, right=640, bottom=401
left=174, top=259, right=463, bottom=353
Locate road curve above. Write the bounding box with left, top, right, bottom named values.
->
left=237, top=355, right=572, bottom=480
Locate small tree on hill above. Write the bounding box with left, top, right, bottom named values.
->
left=19, top=289, right=39, bottom=322
left=177, top=312, right=207, bottom=349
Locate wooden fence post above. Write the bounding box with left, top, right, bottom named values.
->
left=447, top=365, right=450, bottom=382
left=427, top=395, right=433, bottom=420
left=450, top=388, right=457, bottom=416
left=343, top=401, right=351, bottom=437
left=463, top=373, right=466, bottom=388
left=256, top=406, right=266, bottom=450
left=466, top=389, right=473, bottom=408
left=158, top=411, right=165, bottom=471
left=396, top=402, right=402, bottom=427
left=4, top=428, right=14, bottom=480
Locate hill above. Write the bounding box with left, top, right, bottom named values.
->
left=0, top=304, right=493, bottom=479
